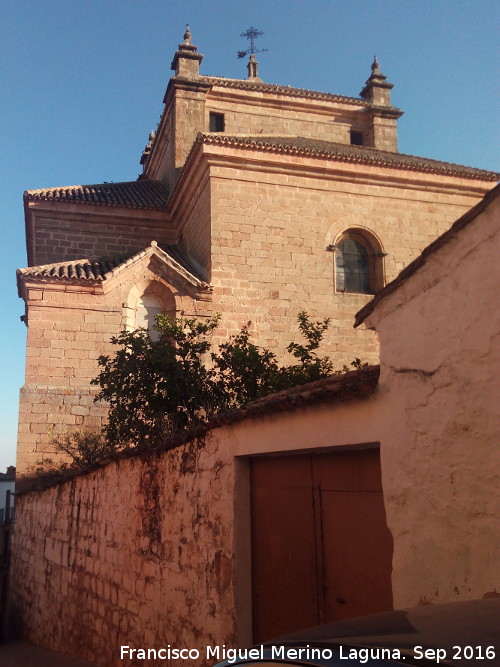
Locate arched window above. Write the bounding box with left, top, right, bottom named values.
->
left=135, top=293, right=164, bottom=340
left=124, top=281, right=176, bottom=339
left=334, top=230, right=384, bottom=295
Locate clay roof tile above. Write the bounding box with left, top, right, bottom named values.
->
left=24, top=180, right=170, bottom=211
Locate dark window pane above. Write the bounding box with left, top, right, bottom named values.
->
left=336, top=239, right=370, bottom=293
left=209, top=112, right=225, bottom=132
left=350, top=130, right=364, bottom=146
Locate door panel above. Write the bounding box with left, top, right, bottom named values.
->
left=251, top=456, right=318, bottom=642
left=321, top=489, right=393, bottom=621
left=250, top=448, right=393, bottom=642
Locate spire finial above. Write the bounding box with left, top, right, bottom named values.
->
left=247, top=53, right=261, bottom=81
left=171, top=24, right=203, bottom=78
left=238, top=26, right=267, bottom=81
left=360, top=56, right=394, bottom=106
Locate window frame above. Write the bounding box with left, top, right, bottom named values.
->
left=332, top=229, right=384, bottom=296
left=209, top=112, right=225, bottom=133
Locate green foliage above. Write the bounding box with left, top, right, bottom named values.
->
left=213, top=323, right=281, bottom=406
left=90, top=311, right=364, bottom=451
left=92, top=315, right=223, bottom=447
left=213, top=312, right=334, bottom=405
left=28, top=430, right=116, bottom=483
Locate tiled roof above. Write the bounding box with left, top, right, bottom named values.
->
left=203, top=76, right=366, bottom=106
left=24, top=180, right=170, bottom=210
left=200, top=135, right=499, bottom=180
left=355, top=183, right=500, bottom=326
left=221, top=365, right=380, bottom=421
left=17, top=243, right=205, bottom=287
left=18, top=255, right=129, bottom=284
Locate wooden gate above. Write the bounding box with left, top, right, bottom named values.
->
left=250, top=449, right=393, bottom=642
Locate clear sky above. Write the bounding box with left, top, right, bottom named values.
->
left=0, top=0, right=498, bottom=472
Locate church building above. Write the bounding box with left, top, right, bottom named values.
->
left=16, top=27, right=497, bottom=474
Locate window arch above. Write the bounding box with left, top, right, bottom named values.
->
left=124, top=281, right=176, bottom=339
left=334, top=229, right=384, bottom=295
left=135, top=293, right=164, bottom=339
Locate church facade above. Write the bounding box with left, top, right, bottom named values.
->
left=17, top=28, right=497, bottom=474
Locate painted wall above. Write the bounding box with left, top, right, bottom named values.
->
left=10, top=434, right=236, bottom=667
left=363, top=188, right=500, bottom=606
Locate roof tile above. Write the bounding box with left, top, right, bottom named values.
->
left=200, top=135, right=499, bottom=180
left=17, top=244, right=203, bottom=286
left=203, top=76, right=366, bottom=106
left=24, top=180, right=169, bottom=210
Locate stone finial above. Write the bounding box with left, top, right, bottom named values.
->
left=360, top=56, right=394, bottom=106
left=183, top=24, right=192, bottom=45
left=247, top=53, right=262, bottom=82
left=171, top=25, right=203, bottom=79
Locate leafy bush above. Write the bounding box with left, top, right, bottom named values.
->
left=92, top=311, right=339, bottom=448
left=92, top=315, right=223, bottom=447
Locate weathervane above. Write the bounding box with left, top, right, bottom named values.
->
left=237, top=26, right=268, bottom=59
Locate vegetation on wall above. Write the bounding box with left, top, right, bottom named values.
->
left=38, top=313, right=365, bottom=474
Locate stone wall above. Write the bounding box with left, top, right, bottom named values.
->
left=200, top=143, right=491, bottom=366
left=17, top=253, right=205, bottom=475
left=205, top=88, right=368, bottom=146
left=28, top=204, right=174, bottom=267
left=11, top=432, right=236, bottom=667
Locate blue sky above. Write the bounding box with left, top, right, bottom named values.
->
left=0, top=0, right=498, bottom=471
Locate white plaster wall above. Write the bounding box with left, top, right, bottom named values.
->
left=365, top=192, right=500, bottom=607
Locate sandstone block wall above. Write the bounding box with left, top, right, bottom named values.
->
left=17, top=255, right=206, bottom=475
left=28, top=205, right=174, bottom=266
left=205, top=89, right=368, bottom=146
left=172, top=167, right=212, bottom=280
left=204, top=152, right=490, bottom=367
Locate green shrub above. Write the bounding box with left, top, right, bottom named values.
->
left=91, top=311, right=355, bottom=449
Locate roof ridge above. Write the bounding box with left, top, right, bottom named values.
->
left=198, top=134, right=499, bottom=179
left=202, top=75, right=366, bottom=105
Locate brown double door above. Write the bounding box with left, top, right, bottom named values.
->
left=250, top=449, right=393, bottom=642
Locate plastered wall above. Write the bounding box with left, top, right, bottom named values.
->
left=363, top=189, right=500, bottom=607
left=11, top=434, right=237, bottom=667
